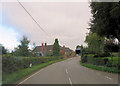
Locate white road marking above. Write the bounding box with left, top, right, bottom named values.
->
left=16, top=59, right=66, bottom=85
left=65, top=68, right=73, bottom=85
left=69, top=77, right=73, bottom=86
left=66, top=69, right=68, bottom=74
left=105, top=76, right=112, bottom=80
left=16, top=68, right=45, bottom=85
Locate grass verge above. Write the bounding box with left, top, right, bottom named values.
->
left=2, top=58, right=66, bottom=85
left=80, top=61, right=120, bottom=73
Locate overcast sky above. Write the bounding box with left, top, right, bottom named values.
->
left=0, top=1, right=92, bottom=51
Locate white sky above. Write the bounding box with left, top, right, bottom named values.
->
left=0, top=1, right=92, bottom=51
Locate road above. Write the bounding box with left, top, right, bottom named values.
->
left=17, top=57, right=119, bottom=85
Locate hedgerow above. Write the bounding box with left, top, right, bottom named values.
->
left=2, top=55, right=60, bottom=74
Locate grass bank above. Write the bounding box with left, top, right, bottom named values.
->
left=80, top=61, right=120, bottom=73
left=2, top=58, right=66, bottom=85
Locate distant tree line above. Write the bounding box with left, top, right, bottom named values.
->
left=1, top=36, right=61, bottom=57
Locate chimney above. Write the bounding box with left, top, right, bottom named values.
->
left=45, top=43, right=47, bottom=52
left=42, top=43, right=44, bottom=53
left=63, top=45, right=65, bottom=52
left=63, top=45, right=65, bottom=49
left=51, top=45, right=53, bottom=51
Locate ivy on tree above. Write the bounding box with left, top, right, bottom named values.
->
left=53, top=38, right=60, bottom=56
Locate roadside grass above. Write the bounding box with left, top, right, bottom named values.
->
left=80, top=61, right=120, bottom=73
left=2, top=58, right=66, bottom=85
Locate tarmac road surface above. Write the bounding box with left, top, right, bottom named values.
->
left=17, top=57, right=119, bottom=85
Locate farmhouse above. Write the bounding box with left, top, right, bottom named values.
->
left=33, top=43, right=74, bottom=57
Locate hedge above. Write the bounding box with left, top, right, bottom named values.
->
left=2, top=55, right=60, bottom=74
left=83, top=54, right=120, bottom=68
left=80, top=62, right=120, bottom=73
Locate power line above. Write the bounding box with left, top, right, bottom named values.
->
left=17, top=0, right=49, bottom=37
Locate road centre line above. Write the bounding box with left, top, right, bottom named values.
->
left=65, top=68, right=73, bottom=85
left=66, top=69, right=68, bottom=74
left=69, top=77, right=73, bottom=86
left=105, top=76, right=112, bottom=80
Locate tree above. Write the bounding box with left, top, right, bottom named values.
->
left=2, top=46, right=8, bottom=54
left=53, top=38, right=60, bottom=56
left=76, top=45, right=80, bottom=49
left=85, top=32, right=104, bottom=54
left=0, top=44, right=8, bottom=54
left=76, top=45, right=84, bottom=49
left=14, top=36, right=30, bottom=56
left=89, top=2, right=120, bottom=41
left=76, top=45, right=84, bottom=54
left=104, top=38, right=119, bottom=52
left=32, top=42, right=36, bottom=50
